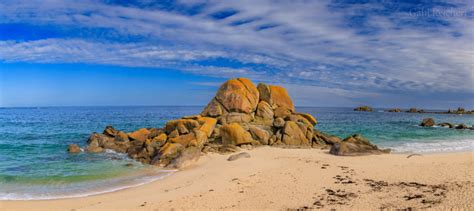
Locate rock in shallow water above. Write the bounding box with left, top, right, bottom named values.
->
left=67, top=144, right=81, bottom=153
left=420, top=118, right=435, bottom=127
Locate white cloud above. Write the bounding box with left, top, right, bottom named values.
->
left=0, top=0, right=473, bottom=103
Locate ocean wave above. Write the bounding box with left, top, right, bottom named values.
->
left=0, top=169, right=176, bottom=200
left=387, top=138, right=474, bottom=154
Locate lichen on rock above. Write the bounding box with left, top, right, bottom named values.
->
left=74, top=78, right=388, bottom=168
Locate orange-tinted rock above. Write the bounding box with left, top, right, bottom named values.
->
left=196, top=117, right=217, bottom=137
left=86, top=145, right=104, bottom=153
left=168, top=129, right=179, bottom=138
left=115, top=131, right=130, bottom=142
left=153, top=133, right=167, bottom=143
left=258, top=82, right=294, bottom=111
left=213, top=78, right=259, bottom=114
left=257, top=83, right=272, bottom=104
left=152, top=142, right=184, bottom=166
left=282, top=121, right=309, bottom=146
left=249, top=125, right=270, bottom=145
left=201, top=98, right=226, bottom=117
left=220, top=123, right=253, bottom=146
left=103, top=125, right=118, bottom=137
left=256, top=101, right=274, bottom=121
left=169, top=133, right=196, bottom=147
left=193, top=129, right=208, bottom=148
left=269, top=85, right=294, bottom=111
left=165, top=119, right=200, bottom=134
left=220, top=112, right=252, bottom=125
left=274, top=106, right=292, bottom=119
left=128, top=128, right=150, bottom=142
left=67, top=144, right=81, bottom=153
left=273, top=117, right=285, bottom=128
left=296, top=113, right=317, bottom=125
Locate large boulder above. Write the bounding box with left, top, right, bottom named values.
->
left=329, top=134, right=390, bottom=156
left=220, top=123, right=253, bottom=146
left=128, top=128, right=150, bottom=142
left=274, top=106, right=292, bottom=119
left=258, top=83, right=295, bottom=111
left=201, top=98, right=226, bottom=117
left=219, top=112, right=252, bottom=125
left=151, top=142, right=184, bottom=167
left=273, top=117, right=285, bottom=128
left=115, top=131, right=130, bottom=142
left=420, top=118, right=435, bottom=127
left=205, top=78, right=259, bottom=115
left=295, top=113, right=317, bottom=125
left=169, top=133, right=197, bottom=147
left=168, top=146, right=201, bottom=169
left=255, top=101, right=274, bottom=121
left=103, top=125, right=119, bottom=137
left=165, top=119, right=200, bottom=134
left=248, top=125, right=270, bottom=145
left=196, top=117, right=217, bottom=137
left=313, top=130, right=341, bottom=145
left=281, top=121, right=310, bottom=146
left=407, top=108, right=418, bottom=113
left=87, top=133, right=114, bottom=148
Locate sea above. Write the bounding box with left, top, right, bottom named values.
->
left=0, top=106, right=473, bottom=200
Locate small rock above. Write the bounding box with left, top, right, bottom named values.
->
left=67, top=144, right=81, bottom=153
left=438, top=122, right=453, bottom=128
left=455, top=124, right=469, bottom=129
left=420, top=118, right=435, bottom=127
left=227, top=152, right=251, bottom=161
left=273, top=117, right=285, bottom=128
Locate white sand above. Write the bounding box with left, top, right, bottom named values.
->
left=1, top=147, right=473, bottom=210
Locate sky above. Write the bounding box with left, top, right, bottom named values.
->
left=0, top=0, right=473, bottom=109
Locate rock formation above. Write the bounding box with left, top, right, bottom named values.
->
left=354, top=106, right=373, bottom=112
left=72, top=78, right=389, bottom=167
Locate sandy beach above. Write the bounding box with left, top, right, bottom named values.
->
left=1, top=147, right=472, bottom=210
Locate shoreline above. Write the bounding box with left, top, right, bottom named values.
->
left=1, top=149, right=469, bottom=201
left=2, top=147, right=472, bottom=210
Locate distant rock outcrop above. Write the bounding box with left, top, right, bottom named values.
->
left=72, top=78, right=388, bottom=167
left=354, top=106, right=373, bottom=112
left=387, top=108, right=401, bottom=112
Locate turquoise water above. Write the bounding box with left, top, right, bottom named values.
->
left=0, top=106, right=473, bottom=200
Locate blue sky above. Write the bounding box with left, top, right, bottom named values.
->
left=0, top=0, right=473, bottom=108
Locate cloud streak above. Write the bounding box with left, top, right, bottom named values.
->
left=0, top=0, right=473, bottom=107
